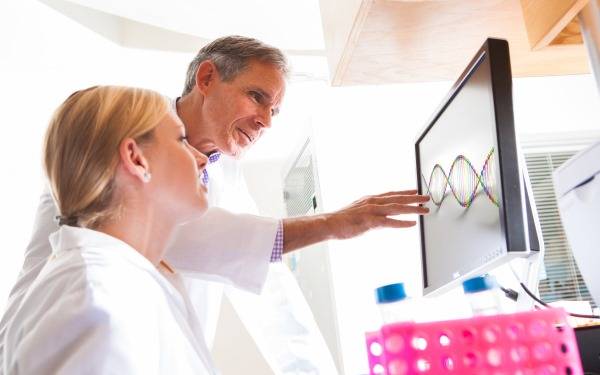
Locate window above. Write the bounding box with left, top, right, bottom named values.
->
left=524, top=145, right=596, bottom=307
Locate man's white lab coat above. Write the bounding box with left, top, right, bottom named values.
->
left=0, top=155, right=338, bottom=374
left=2, top=225, right=229, bottom=374
left=180, top=155, right=338, bottom=374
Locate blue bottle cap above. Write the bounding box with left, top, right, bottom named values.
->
left=375, top=283, right=407, bottom=304
left=462, top=275, right=497, bottom=294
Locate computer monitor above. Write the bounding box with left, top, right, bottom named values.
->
left=415, top=38, right=541, bottom=296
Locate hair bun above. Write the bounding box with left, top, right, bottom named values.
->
left=55, top=215, right=79, bottom=227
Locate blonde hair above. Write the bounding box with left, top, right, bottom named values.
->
left=44, top=85, right=169, bottom=228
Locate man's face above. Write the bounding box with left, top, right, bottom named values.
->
left=202, top=60, right=286, bottom=158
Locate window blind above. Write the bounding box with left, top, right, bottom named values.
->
left=524, top=151, right=595, bottom=307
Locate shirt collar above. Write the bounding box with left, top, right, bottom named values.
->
left=172, top=97, right=222, bottom=166
left=207, top=152, right=221, bottom=164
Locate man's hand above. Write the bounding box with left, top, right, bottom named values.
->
left=325, top=189, right=430, bottom=240
left=282, top=190, right=430, bottom=253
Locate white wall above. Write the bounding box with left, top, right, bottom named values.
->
left=513, top=74, right=600, bottom=135
left=0, top=0, right=194, bottom=305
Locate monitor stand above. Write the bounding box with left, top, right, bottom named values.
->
left=512, top=253, right=543, bottom=311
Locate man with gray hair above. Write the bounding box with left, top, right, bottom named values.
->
left=172, top=35, right=429, bottom=374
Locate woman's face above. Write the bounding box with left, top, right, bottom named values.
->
left=144, top=112, right=208, bottom=222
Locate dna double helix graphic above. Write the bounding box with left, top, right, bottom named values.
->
left=421, top=148, right=499, bottom=208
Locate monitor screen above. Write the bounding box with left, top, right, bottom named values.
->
left=415, top=39, right=536, bottom=296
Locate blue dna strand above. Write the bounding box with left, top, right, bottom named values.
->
left=421, top=148, right=499, bottom=208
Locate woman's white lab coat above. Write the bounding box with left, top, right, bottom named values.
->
left=2, top=225, right=222, bottom=374
left=0, top=189, right=277, bottom=375
left=0, top=156, right=338, bottom=374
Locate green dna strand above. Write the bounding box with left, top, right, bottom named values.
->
left=422, top=148, right=499, bottom=208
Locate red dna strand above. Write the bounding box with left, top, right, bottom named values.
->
left=421, top=148, right=499, bottom=208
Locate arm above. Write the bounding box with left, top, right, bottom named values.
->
left=165, top=156, right=280, bottom=294
left=282, top=189, right=430, bottom=253
left=13, top=186, right=58, bottom=281
left=165, top=207, right=278, bottom=294
left=1, top=186, right=58, bottom=354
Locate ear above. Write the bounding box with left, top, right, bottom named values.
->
left=119, top=138, right=150, bottom=183
left=195, top=60, right=220, bottom=95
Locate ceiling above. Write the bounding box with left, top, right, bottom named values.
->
left=39, top=0, right=332, bottom=82
left=40, top=0, right=327, bottom=53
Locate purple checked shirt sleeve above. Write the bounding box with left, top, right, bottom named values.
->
left=270, top=221, right=284, bottom=263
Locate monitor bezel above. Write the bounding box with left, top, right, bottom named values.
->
left=415, top=38, right=530, bottom=296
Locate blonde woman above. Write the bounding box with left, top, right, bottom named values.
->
left=0, top=86, right=263, bottom=374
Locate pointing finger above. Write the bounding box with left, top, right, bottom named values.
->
left=371, top=189, right=418, bottom=199
left=370, top=195, right=430, bottom=205
left=375, top=203, right=430, bottom=215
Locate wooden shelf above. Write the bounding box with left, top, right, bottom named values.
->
left=320, top=0, right=590, bottom=86
left=520, top=0, right=589, bottom=49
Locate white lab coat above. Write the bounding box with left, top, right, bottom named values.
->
left=1, top=119, right=338, bottom=375
left=167, top=99, right=338, bottom=374
left=2, top=225, right=221, bottom=375
left=0, top=188, right=277, bottom=374
left=182, top=155, right=339, bottom=375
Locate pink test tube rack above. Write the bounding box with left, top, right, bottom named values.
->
left=365, top=308, right=583, bottom=374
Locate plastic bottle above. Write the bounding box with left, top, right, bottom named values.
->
left=375, top=282, right=413, bottom=324
left=462, top=275, right=503, bottom=316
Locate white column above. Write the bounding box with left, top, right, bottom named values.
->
left=579, top=0, right=600, bottom=93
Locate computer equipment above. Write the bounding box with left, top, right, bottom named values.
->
left=575, top=325, right=600, bottom=373
left=415, top=38, right=541, bottom=296
left=553, top=140, right=600, bottom=308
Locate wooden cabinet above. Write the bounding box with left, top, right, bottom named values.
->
left=520, top=0, right=588, bottom=49
left=318, top=0, right=591, bottom=85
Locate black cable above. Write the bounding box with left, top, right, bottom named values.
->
left=500, top=286, right=519, bottom=301
left=518, top=282, right=600, bottom=319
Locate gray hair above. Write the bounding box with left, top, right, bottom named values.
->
left=182, top=35, right=289, bottom=96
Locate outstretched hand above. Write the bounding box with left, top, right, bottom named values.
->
left=325, top=189, right=430, bottom=240
left=282, top=189, right=430, bottom=253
